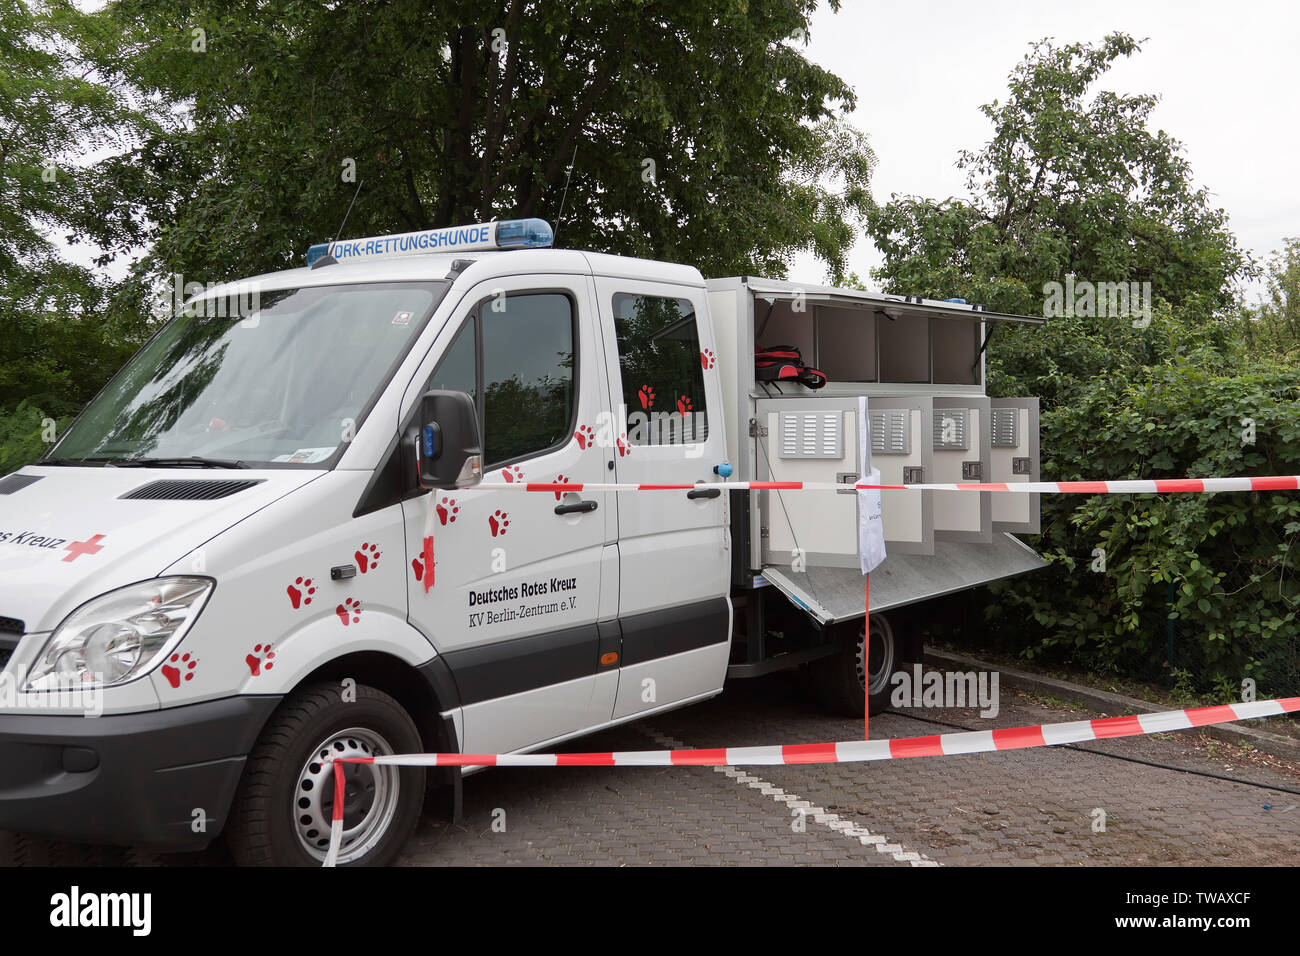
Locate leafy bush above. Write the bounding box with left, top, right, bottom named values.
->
left=985, top=361, right=1300, bottom=697
left=0, top=400, right=70, bottom=475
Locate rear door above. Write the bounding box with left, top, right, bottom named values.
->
left=592, top=277, right=731, bottom=719
left=401, top=275, right=616, bottom=755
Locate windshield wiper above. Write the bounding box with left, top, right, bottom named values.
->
left=37, top=457, right=117, bottom=467
left=112, top=456, right=251, bottom=469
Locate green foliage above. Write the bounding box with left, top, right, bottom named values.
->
left=986, top=297, right=1244, bottom=410
left=1238, top=237, right=1300, bottom=359
left=0, top=400, right=70, bottom=475
left=0, top=0, right=158, bottom=473
left=0, top=0, right=151, bottom=277
left=985, top=364, right=1300, bottom=696
left=91, top=0, right=874, bottom=285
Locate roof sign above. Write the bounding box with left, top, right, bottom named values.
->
left=305, top=218, right=553, bottom=266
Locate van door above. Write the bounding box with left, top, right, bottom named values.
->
left=400, top=275, right=616, bottom=755
left=592, top=277, right=731, bottom=720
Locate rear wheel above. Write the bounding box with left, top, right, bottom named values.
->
left=227, top=682, right=425, bottom=866
left=811, top=613, right=907, bottom=718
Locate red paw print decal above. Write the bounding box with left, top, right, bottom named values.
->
left=701, top=349, right=715, bottom=370
left=246, top=643, right=275, bottom=676
left=616, top=434, right=630, bottom=458
left=355, top=542, right=381, bottom=573
left=489, top=509, right=510, bottom=537
left=411, top=556, right=425, bottom=582
left=436, top=496, right=459, bottom=525
left=574, top=425, right=595, bottom=450
left=676, top=395, right=693, bottom=417
left=553, top=474, right=569, bottom=501
left=501, top=465, right=524, bottom=483
left=336, top=598, right=363, bottom=626
left=161, top=652, right=197, bottom=688
left=638, top=385, right=655, bottom=409
left=287, top=576, right=315, bottom=609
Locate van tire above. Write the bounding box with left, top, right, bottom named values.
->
left=811, top=613, right=906, bottom=719
left=227, top=682, right=425, bottom=867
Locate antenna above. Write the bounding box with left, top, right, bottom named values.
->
left=553, top=145, right=578, bottom=243
left=332, top=178, right=365, bottom=243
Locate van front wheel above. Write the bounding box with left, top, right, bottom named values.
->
left=227, top=682, right=425, bottom=866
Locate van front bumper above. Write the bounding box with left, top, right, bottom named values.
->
left=0, top=695, right=281, bottom=851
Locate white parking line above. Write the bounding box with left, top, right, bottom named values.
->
left=643, top=727, right=938, bottom=867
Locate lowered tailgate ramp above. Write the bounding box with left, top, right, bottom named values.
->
left=762, top=532, right=1047, bottom=626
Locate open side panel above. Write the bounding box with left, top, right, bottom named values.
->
left=990, top=397, right=1040, bottom=534
left=931, top=396, right=991, bottom=543
left=762, top=534, right=1047, bottom=626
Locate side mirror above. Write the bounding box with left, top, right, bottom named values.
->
left=411, top=390, right=482, bottom=489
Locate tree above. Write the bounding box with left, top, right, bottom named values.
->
left=0, top=0, right=155, bottom=461
left=864, top=33, right=1249, bottom=407
left=91, top=0, right=874, bottom=286
left=1241, top=238, right=1300, bottom=357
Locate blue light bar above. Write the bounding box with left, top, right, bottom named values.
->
left=304, top=219, right=553, bottom=266
left=495, top=218, right=554, bottom=248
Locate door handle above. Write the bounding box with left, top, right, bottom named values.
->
left=687, top=487, right=721, bottom=500
left=555, top=499, right=598, bottom=515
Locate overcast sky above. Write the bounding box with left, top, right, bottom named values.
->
left=791, top=0, right=1297, bottom=300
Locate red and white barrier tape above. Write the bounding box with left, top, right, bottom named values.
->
left=321, top=695, right=1299, bottom=865
left=475, top=475, right=1300, bottom=495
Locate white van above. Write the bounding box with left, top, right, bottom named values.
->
left=0, top=219, right=1045, bottom=865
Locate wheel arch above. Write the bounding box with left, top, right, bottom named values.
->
left=291, top=650, right=459, bottom=757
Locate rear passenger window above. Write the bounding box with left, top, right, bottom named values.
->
left=612, top=293, right=709, bottom=445
left=423, top=292, right=576, bottom=467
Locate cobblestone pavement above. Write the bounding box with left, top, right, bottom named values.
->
left=3, top=674, right=1298, bottom=866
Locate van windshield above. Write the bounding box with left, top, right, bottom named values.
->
left=50, top=281, right=447, bottom=467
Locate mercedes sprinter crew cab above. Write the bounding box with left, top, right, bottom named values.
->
left=0, top=218, right=1045, bottom=864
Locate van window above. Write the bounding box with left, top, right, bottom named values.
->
left=424, top=292, right=576, bottom=467
left=51, top=281, right=446, bottom=467
left=425, top=318, right=477, bottom=399
left=612, top=293, right=708, bottom=445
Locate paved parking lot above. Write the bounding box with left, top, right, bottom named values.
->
left=4, top=674, right=1299, bottom=866
left=394, top=677, right=1300, bottom=866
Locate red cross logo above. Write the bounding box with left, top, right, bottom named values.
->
left=63, top=534, right=106, bottom=563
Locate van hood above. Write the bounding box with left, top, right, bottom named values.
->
left=0, top=467, right=323, bottom=634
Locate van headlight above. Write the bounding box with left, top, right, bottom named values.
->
left=25, top=577, right=214, bottom=691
